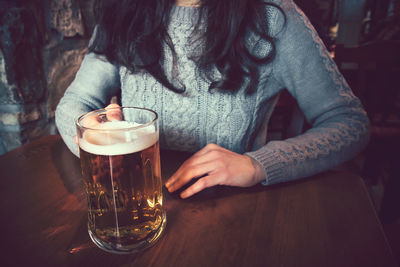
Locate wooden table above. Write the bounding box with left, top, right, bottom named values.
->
left=0, top=135, right=397, bottom=267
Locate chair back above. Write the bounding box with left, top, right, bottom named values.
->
left=335, top=41, right=400, bottom=131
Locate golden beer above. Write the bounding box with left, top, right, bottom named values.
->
left=76, top=107, right=166, bottom=254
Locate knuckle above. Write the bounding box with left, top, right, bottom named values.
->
left=219, top=171, right=229, bottom=181
left=182, top=157, right=197, bottom=169
left=186, top=169, right=197, bottom=180
left=106, top=104, right=120, bottom=109
left=208, top=150, right=222, bottom=158
left=185, top=158, right=196, bottom=167
left=214, top=159, right=228, bottom=170
left=205, top=143, right=218, bottom=150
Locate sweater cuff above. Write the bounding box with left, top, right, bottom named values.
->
left=245, top=149, right=286, bottom=186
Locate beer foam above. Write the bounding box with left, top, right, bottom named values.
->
left=79, top=121, right=157, bottom=156
left=89, top=120, right=139, bottom=130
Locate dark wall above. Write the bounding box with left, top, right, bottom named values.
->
left=0, top=0, right=95, bottom=154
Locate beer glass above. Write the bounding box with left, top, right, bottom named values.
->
left=76, top=107, right=166, bottom=254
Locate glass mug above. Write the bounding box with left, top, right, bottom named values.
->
left=76, top=107, right=166, bottom=254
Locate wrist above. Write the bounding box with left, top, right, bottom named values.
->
left=247, top=155, right=267, bottom=184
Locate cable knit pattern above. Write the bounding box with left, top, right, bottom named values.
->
left=291, top=2, right=356, bottom=103
left=55, top=0, right=369, bottom=186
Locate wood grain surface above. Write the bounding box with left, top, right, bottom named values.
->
left=0, top=135, right=397, bottom=267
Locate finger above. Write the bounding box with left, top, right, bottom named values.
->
left=165, top=150, right=219, bottom=190
left=82, top=113, right=101, bottom=127
left=180, top=174, right=220, bottom=199
left=165, top=155, right=204, bottom=188
left=105, top=104, right=122, bottom=121
left=105, top=103, right=120, bottom=109
left=166, top=163, right=209, bottom=192
left=166, top=146, right=223, bottom=188
left=165, top=159, right=199, bottom=189
left=166, top=160, right=216, bottom=193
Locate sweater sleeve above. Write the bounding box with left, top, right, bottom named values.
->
left=55, top=52, right=121, bottom=157
left=246, top=0, right=370, bottom=185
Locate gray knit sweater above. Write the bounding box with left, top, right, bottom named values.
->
left=55, top=0, right=370, bottom=186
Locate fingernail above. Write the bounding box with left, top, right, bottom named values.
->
left=168, top=186, right=175, bottom=193
left=180, top=191, right=188, bottom=199
left=165, top=183, right=174, bottom=192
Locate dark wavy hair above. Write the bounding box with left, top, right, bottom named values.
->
left=89, top=0, right=284, bottom=94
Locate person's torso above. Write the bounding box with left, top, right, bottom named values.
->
left=119, top=5, right=282, bottom=153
